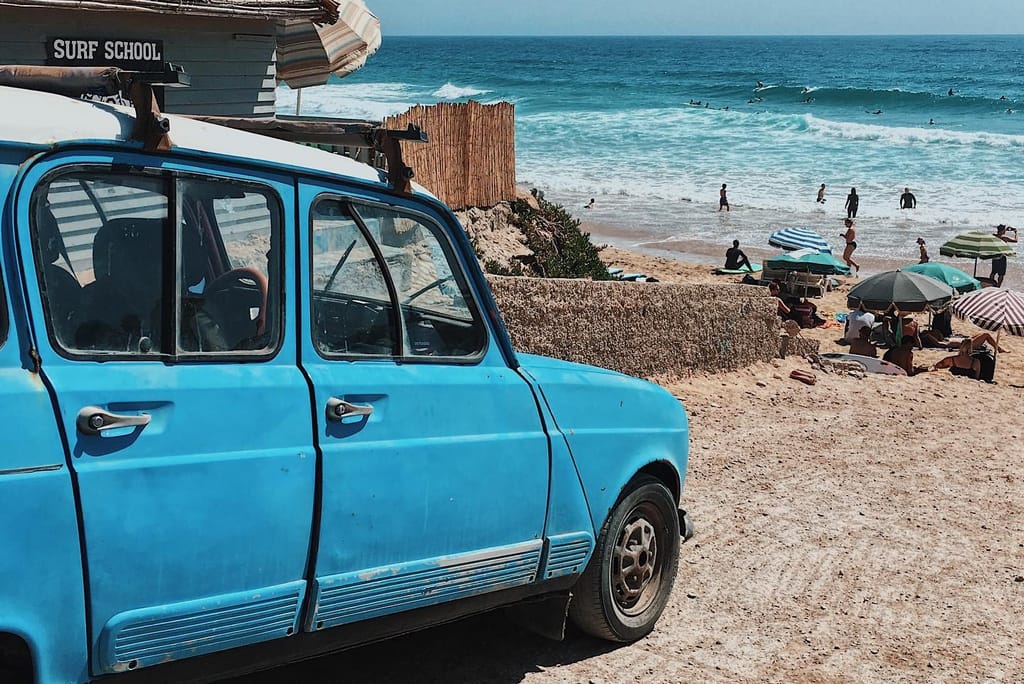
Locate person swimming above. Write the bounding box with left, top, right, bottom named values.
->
left=928, top=118, right=935, bottom=125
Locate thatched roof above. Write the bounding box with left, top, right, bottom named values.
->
left=0, top=0, right=339, bottom=22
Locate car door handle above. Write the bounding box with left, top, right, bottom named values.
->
left=77, top=406, right=152, bottom=436
left=326, top=397, right=373, bottom=422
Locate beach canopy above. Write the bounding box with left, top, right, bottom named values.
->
left=939, top=231, right=1016, bottom=259
left=951, top=288, right=1024, bottom=337
left=765, top=248, right=850, bottom=275
left=939, top=230, right=1015, bottom=276
left=276, top=0, right=381, bottom=89
left=767, top=227, right=832, bottom=254
left=846, top=269, right=953, bottom=313
left=901, top=262, right=980, bottom=294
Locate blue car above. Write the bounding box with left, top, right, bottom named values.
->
left=0, top=70, right=690, bottom=684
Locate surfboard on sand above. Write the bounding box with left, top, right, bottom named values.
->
left=713, top=263, right=763, bottom=275
left=821, top=353, right=907, bottom=376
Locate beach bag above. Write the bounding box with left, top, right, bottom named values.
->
left=971, top=349, right=996, bottom=383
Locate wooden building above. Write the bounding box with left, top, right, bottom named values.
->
left=0, top=0, right=338, bottom=116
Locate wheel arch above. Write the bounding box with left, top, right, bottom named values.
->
left=0, top=631, right=35, bottom=684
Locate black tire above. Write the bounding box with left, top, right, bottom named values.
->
left=569, top=475, right=680, bottom=642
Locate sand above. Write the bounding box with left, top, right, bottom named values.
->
left=228, top=231, right=1023, bottom=683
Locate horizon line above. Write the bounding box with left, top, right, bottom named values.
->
left=382, top=33, right=1024, bottom=38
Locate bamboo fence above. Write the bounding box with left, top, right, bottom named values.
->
left=385, top=101, right=515, bottom=211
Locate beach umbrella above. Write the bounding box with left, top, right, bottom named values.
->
left=846, top=269, right=954, bottom=313
left=276, top=0, right=382, bottom=90
left=901, top=262, right=981, bottom=294
left=951, top=288, right=1024, bottom=337
left=765, top=248, right=851, bottom=275
left=938, top=231, right=1015, bottom=276
left=767, top=227, right=832, bottom=254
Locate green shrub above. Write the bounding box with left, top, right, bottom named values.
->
left=487, top=198, right=611, bottom=280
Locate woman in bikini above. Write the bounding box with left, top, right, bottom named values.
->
left=930, top=339, right=982, bottom=379
left=840, top=218, right=860, bottom=274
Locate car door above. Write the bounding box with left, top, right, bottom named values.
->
left=298, top=182, right=550, bottom=631
left=15, top=152, right=315, bottom=676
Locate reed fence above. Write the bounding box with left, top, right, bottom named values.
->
left=385, top=101, right=515, bottom=210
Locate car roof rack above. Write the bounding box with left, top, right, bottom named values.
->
left=184, top=114, right=428, bottom=193
left=0, top=63, right=189, bottom=151
left=0, top=62, right=427, bottom=194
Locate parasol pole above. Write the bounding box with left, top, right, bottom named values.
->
left=296, top=87, right=303, bottom=116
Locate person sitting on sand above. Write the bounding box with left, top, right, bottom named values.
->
left=844, top=304, right=875, bottom=344
left=724, top=239, right=753, bottom=271
left=901, top=316, right=923, bottom=349
left=790, top=297, right=825, bottom=329
left=768, top=280, right=791, bottom=318
left=849, top=325, right=878, bottom=358
left=883, top=337, right=918, bottom=375
left=930, top=339, right=982, bottom=379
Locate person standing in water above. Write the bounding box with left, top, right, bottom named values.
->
left=719, top=183, right=730, bottom=211
left=816, top=183, right=826, bottom=204
left=841, top=218, right=860, bottom=274
left=900, top=187, right=917, bottom=209
left=917, top=237, right=929, bottom=263
left=845, top=187, right=859, bottom=219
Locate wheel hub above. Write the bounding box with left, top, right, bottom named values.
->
left=612, top=514, right=658, bottom=612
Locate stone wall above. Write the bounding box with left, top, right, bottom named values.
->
left=487, top=276, right=781, bottom=378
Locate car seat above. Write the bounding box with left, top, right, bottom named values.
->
left=76, top=217, right=165, bottom=352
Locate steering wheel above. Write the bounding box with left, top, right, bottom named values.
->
left=205, top=267, right=269, bottom=335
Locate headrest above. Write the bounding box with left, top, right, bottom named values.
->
left=93, top=218, right=166, bottom=305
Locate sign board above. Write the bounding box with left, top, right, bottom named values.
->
left=46, top=37, right=164, bottom=71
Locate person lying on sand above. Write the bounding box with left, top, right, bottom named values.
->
left=920, top=330, right=1009, bottom=353
left=929, top=340, right=983, bottom=379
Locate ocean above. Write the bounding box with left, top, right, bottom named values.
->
left=277, top=35, right=1024, bottom=269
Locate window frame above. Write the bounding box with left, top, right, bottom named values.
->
left=29, top=163, right=286, bottom=363
left=309, top=194, right=489, bottom=364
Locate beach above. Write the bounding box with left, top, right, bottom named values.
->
left=227, top=219, right=1024, bottom=684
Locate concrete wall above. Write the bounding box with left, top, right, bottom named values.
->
left=0, top=9, right=277, bottom=116
left=487, top=276, right=780, bottom=378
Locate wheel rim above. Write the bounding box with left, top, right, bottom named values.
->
left=611, top=501, right=664, bottom=617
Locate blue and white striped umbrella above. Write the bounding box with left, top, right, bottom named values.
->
left=768, top=227, right=832, bottom=254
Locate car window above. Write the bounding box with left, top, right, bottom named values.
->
left=310, top=198, right=396, bottom=357
left=33, top=171, right=169, bottom=354
left=352, top=205, right=485, bottom=359
left=178, top=179, right=281, bottom=354
left=32, top=168, right=282, bottom=358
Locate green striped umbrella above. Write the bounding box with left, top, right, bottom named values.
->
left=939, top=231, right=1015, bottom=277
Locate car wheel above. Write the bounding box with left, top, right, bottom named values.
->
left=569, top=475, right=680, bottom=642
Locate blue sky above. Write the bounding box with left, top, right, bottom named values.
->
left=366, top=1, right=1024, bottom=36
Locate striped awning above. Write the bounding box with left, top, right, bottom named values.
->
left=951, top=288, right=1024, bottom=336
left=276, top=0, right=380, bottom=89
left=767, top=227, right=832, bottom=254
left=939, top=231, right=1016, bottom=259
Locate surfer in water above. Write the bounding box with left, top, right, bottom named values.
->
left=756, top=80, right=764, bottom=89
